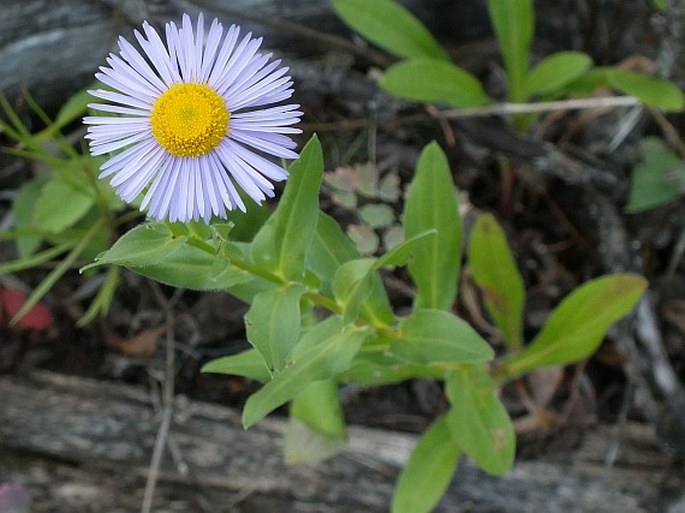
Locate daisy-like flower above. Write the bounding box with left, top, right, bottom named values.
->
left=84, top=13, right=302, bottom=222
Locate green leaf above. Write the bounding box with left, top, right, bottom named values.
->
left=376, top=229, right=436, bottom=269
left=201, top=348, right=271, bottom=383
left=393, top=309, right=494, bottom=365
left=332, top=0, right=449, bottom=60
left=342, top=348, right=444, bottom=385
left=626, top=137, right=685, bottom=212
left=468, top=214, right=525, bottom=350
left=83, top=223, right=250, bottom=290
left=487, top=0, right=534, bottom=102
left=445, top=366, right=515, bottom=475
left=285, top=380, right=347, bottom=464
left=131, top=244, right=250, bottom=290
left=54, top=88, right=92, bottom=130
left=502, top=274, right=647, bottom=378
left=245, top=283, right=306, bottom=373
left=522, top=51, right=592, bottom=97
left=607, top=68, right=685, bottom=111
left=243, top=318, right=370, bottom=428
left=81, top=223, right=186, bottom=271
left=404, top=142, right=462, bottom=310
left=392, top=415, right=460, bottom=513
left=251, top=135, right=324, bottom=280
left=381, top=59, right=491, bottom=108
left=33, top=176, right=94, bottom=233
left=333, top=258, right=377, bottom=322
left=332, top=231, right=435, bottom=322
left=290, top=379, right=346, bottom=439
left=307, top=212, right=360, bottom=297
left=76, top=265, right=120, bottom=327
left=307, top=212, right=395, bottom=326
left=13, top=178, right=47, bottom=258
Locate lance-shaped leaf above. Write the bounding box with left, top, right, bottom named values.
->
left=333, top=0, right=449, bottom=61
left=468, top=213, right=525, bottom=350
left=307, top=212, right=361, bottom=297
left=251, top=135, right=324, bottom=280
left=333, top=258, right=377, bottom=323
left=382, top=59, right=491, bottom=108
left=245, top=283, right=306, bottom=373
left=487, top=0, right=533, bottom=102
left=308, top=211, right=395, bottom=325
left=392, top=415, right=460, bottom=513
left=201, top=348, right=271, bottom=383
left=13, top=179, right=47, bottom=258
left=82, top=223, right=186, bottom=270
left=393, top=309, right=494, bottom=365
left=342, top=348, right=445, bottom=385
left=34, top=176, right=94, bottom=233
left=243, top=317, right=370, bottom=428
left=522, top=51, right=592, bottom=97
left=445, top=366, right=515, bottom=475
left=333, top=230, right=436, bottom=322
left=404, top=142, right=462, bottom=310
left=285, top=379, right=347, bottom=464
left=501, top=274, right=647, bottom=378
left=606, top=68, right=685, bottom=111
left=82, top=223, right=250, bottom=290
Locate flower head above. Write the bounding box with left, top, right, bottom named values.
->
left=84, top=13, right=302, bottom=222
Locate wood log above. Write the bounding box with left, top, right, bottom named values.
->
left=0, top=371, right=680, bottom=512
left=0, top=0, right=466, bottom=109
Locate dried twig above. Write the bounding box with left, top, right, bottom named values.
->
left=140, top=282, right=177, bottom=513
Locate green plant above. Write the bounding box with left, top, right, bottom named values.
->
left=0, top=91, right=131, bottom=325
left=84, top=136, right=646, bottom=513
left=333, top=0, right=684, bottom=112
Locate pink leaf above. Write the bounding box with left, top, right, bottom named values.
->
left=0, top=286, right=54, bottom=331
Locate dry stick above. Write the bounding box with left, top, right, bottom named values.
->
left=141, top=283, right=177, bottom=513
left=306, top=96, right=643, bottom=131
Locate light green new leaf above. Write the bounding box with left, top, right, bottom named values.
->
left=487, top=0, right=534, bottom=102
left=245, top=283, right=306, bottom=373
left=404, top=142, right=462, bottom=311
left=252, top=135, right=323, bottom=280
left=393, top=309, right=494, bottom=365
left=243, top=318, right=370, bottom=428
left=392, top=415, right=460, bottom=513
left=607, top=69, right=685, bottom=111
left=307, top=212, right=360, bottom=297
left=34, top=177, right=94, bottom=233
left=285, top=380, right=346, bottom=464
left=81, top=223, right=186, bottom=271
left=445, top=366, right=515, bottom=475
left=502, top=274, right=647, bottom=378
left=308, top=212, right=395, bottom=325
left=332, top=231, right=435, bottom=322
left=468, top=214, right=525, bottom=350
left=333, top=258, right=377, bottom=322
left=201, top=348, right=271, bottom=383
left=332, top=0, right=449, bottom=60
left=522, top=51, right=592, bottom=97
left=381, top=59, right=491, bottom=108
left=376, top=229, right=436, bottom=269
left=626, top=137, right=685, bottom=213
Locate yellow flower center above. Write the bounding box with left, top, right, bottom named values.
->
left=150, top=83, right=229, bottom=158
